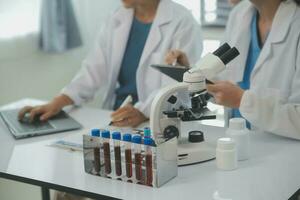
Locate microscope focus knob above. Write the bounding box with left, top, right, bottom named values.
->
left=164, top=126, right=180, bottom=139
left=189, top=131, right=204, bottom=143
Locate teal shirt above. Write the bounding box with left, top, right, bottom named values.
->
left=232, top=11, right=262, bottom=128
left=114, top=18, right=152, bottom=110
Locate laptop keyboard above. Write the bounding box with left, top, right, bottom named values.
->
left=1, top=110, right=55, bottom=134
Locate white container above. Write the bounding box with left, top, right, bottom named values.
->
left=216, top=138, right=237, bottom=171
left=226, top=118, right=250, bottom=161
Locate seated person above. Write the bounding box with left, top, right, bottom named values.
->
left=18, top=0, right=203, bottom=128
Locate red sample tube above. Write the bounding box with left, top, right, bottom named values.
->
left=101, top=130, right=111, bottom=175
left=144, top=138, right=153, bottom=186
left=93, top=147, right=101, bottom=174
left=132, top=135, right=142, bottom=183
left=123, top=134, right=133, bottom=180
left=91, top=129, right=101, bottom=175
left=112, top=132, right=122, bottom=177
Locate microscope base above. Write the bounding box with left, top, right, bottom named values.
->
left=177, top=140, right=216, bottom=166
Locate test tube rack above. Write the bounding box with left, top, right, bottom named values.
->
left=83, top=134, right=178, bottom=188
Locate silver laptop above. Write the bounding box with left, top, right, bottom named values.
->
left=0, top=109, right=82, bottom=139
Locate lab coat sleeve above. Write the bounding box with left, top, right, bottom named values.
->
left=239, top=41, right=300, bottom=139
left=134, top=14, right=203, bottom=117
left=61, top=20, right=110, bottom=105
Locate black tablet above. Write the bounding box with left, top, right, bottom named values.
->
left=151, top=64, right=190, bottom=82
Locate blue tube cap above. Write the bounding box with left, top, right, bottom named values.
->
left=144, top=138, right=153, bottom=146
left=123, top=133, right=132, bottom=142
left=91, top=129, right=100, bottom=137
left=101, top=130, right=110, bottom=138
left=112, top=132, right=121, bottom=140
left=144, top=127, right=151, bottom=138
left=132, top=135, right=142, bottom=144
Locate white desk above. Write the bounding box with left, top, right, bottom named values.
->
left=0, top=104, right=300, bottom=200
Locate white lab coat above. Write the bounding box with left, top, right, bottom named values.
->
left=62, top=0, right=202, bottom=117
left=220, top=0, right=300, bottom=139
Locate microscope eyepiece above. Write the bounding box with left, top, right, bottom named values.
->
left=219, top=47, right=240, bottom=65
left=212, top=43, right=240, bottom=65
left=213, top=43, right=231, bottom=58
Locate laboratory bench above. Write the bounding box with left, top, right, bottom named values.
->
left=0, top=100, right=300, bottom=200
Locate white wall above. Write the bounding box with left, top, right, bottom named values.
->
left=0, top=0, right=120, bottom=107
left=173, top=0, right=201, bottom=22
left=73, top=0, right=121, bottom=45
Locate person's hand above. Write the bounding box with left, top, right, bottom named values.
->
left=18, top=104, right=62, bottom=123
left=110, top=105, right=148, bottom=127
left=206, top=81, right=245, bottom=108
left=18, top=95, right=73, bottom=122
left=165, top=50, right=190, bottom=66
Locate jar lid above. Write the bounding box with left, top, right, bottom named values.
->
left=229, top=118, right=246, bottom=130
left=217, top=138, right=236, bottom=150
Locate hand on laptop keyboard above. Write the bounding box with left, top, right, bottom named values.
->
left=18, top=95, right=74, bottom=123
left=18, top=105, right=58, bottom=123
left=19, top=113, right=41, bottom=124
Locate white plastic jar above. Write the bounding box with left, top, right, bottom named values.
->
left=226, top=118, right=250, bottom=161
left=216, top=138, right=237, bottom=171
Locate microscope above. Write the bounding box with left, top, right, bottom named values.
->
left=150, top=43, right=240, bottom=166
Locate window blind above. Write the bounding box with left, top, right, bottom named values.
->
left=201, top=0, right=232, bottom=27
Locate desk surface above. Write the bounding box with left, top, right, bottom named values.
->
left=0, top=103, right=300, bottom=200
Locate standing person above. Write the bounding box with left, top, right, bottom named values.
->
left=166, top=0, right=300, bottom=139
left=18, top=0, right=203, bottom=128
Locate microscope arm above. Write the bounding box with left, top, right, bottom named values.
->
left=150, top=82, right=189, bottom=138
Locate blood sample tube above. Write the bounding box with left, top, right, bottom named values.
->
left=112, top=132, right=122, bottom=177
left=101, top=130, right=111, bottom=175
left=132, top=135, right=142, bottom=183
left=123, top=134, right=132, bottom=181
left=91, top=129, right=101, bottom=175
left=144, top=138, right=153, bottom=186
